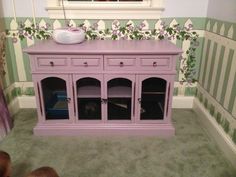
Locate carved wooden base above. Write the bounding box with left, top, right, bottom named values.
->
left=34, top=123, right=175, bottom=137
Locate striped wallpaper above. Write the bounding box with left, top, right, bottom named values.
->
left=197, top=18, right=236, bottom=144
left=2, top=17, right=205, bottom=102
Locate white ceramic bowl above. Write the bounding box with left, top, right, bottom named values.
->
left=52, top=27, right=85, bottom=44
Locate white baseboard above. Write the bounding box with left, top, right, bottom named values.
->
left=14, top=96, right=194, bottom=109
left=172, top=96, right=194, bottom=108
left=8, top=98, right=20, bottom=116
left=8, top=96, right=36, bottom=116
left=18, top=96, right=37, bottom=108
left=193, top=98, right=236, bottom=166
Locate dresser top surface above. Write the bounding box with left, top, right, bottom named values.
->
left=24, top=39, right=182, bottom=55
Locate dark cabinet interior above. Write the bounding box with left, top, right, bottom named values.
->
left=107, top=78, right=132, bottom=120
left=77, top=78, right=102, bottom=120
left=41, top=77, right=69, bottom=120
left=140, top=77, right=166, bottom=120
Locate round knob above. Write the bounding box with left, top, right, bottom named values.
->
left=138, top=98, right=141, bottom=103
left=153, top=62, right=157, bottom=67
left=66, top=98, right=71, bottom=103
left=50, top=61, right=54, bottom=66
left=101, top=98, right=108, bottom=104
left=119, top=62, right=124, bottom=67
left=83, top=62, right=88, bottom=66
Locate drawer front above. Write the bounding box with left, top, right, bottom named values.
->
left=139, top=56, right=171, bottom=70
left=105, top=56, right=137, bottom=71
left=35, top=57, right=68, bottom=71
left=71, top=55, right=103, bottom=71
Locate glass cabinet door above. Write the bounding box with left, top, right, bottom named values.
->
left=41, top=77, right=69, bottom=120
left=107, top=78, right=132, bottom=120
left=76, top=77, right=102, bottom=120
left=139, top=77, right=167, bottom=120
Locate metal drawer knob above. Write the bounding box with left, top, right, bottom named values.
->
left=153, top=61, right=157, bottom=67
left=138, top=98, right=141, bottom=103
left=119, top=62, right=124, bottom=67
left=101, top=98, right=108, bottom=104
left=66, top=98, right=71, bottom=103
left=83, top=62, right=88, bottom=66
left=50, top=61, right=54, bottom=66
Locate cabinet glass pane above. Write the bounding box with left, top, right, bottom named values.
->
left=77, top=78, right=101, bottom=120
left=107, top=78, right=132, bottom=120
left=41, top=77, right=69, bottom=120
left=140, top=78, right=166, bottom=120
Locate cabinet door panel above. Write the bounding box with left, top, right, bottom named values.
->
left=136, top=75, right=170, bottom=123
left=34, top=74, right=74, bottom=123
left=104, top=75, right=135, bottom=122
left=73, top=75, right=104, bottom=123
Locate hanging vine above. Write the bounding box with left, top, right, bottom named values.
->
left=6, top=20, right=199, bottom=84
left=0, top=32, right=6, bottom=77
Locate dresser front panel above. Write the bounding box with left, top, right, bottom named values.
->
left=34, top=56, right=69, bottom=71
left=104, top=55, right=138, bottom=71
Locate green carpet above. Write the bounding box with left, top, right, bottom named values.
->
left=0, top=109, right=235, bottom=177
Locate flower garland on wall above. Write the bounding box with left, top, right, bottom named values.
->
left=0, top=32, right=6, bottom=77
left=6, top=20, right=199, bottom=84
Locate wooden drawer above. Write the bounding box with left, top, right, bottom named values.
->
left=35, top=57, right=68, bottom=71
left=71, top=55, right=103, bottom=71
left=105, top=55, right=137, bottom=71
left=139, top=56, right=171, bottom=70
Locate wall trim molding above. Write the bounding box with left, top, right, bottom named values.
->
left=172, top=96, right=194, bottom=108
left=8, top=97, right=20, bottom=116
left=193, top=98, right=236, bottom=166
left=18, top=96, right=37, bottom=108
left=46, top=0, right=165, bottom=19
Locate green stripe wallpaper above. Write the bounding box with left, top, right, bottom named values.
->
left=206, top=42, right=217, bottom=92
left=197, top=18, right=236, bottom=144
left=212, top=46, right=225, bottom=98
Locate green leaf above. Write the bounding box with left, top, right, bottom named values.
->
left=19, top=35, right=25, bottom=40
left=111, top=34, right=117, bottom=40
left=5, top=29, right=10, bottom=35
left=158, top=35, right=164, bottom=40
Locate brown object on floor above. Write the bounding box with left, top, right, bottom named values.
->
left=0, top=150, right=11, bottom=177
left=25, top=167, right=60, bottom=177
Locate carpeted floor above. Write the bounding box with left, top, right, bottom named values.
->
left=0, top=109, right=235, bottom=177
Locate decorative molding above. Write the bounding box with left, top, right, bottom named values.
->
left=33, top=123, right=175, bottom=137
left=46, top=0, right=165, bottom=19
left=13, top=81, right=34, bottom=88
left=193, top=98, right=236, bottom=166
left=46, top=7, right=165, bottom=20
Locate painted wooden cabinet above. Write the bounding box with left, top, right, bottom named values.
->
left=24, top=40, right=182, bottom=136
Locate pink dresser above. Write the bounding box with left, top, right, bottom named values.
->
left=24, top=39, right=182, bottom=136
